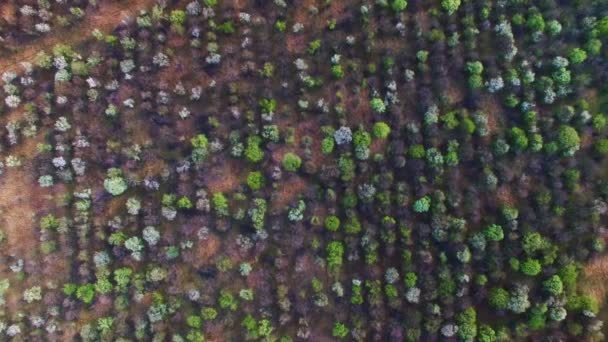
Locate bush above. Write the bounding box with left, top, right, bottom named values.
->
left=282, top=152, right=302, bottom=172
left=324, top=215, right=341, bottom=231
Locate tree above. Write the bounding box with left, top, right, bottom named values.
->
left=326, top=241, right=344, bottom=272
left=596, top=16, right=608, bottom=37
left=594, top=138, right=608, bottom=155
left=441, top=0, right=461, bottom=15
left=521, top=258, right=542, bottom=276
left=543, top=275, right=563, bottom=295
left=246, top=171, right=265, bottom=191
left=372, top=122, right=391, bottom=139
left=522, top=231, right=546, bottom=254
left=244, top=136, right=264, bottom=163
left=103, top=169, right=127, bottom=196
left=212, top=193, right=229, bottom=217
left=568, top=48, right=587, bottom=65
left=332, top=322, right=349, bottom=338
left=324, top=215, right=341, bottom=231
left=413, top=196, right=431, bottom=213
left=509, top=127, right=528, bottom=151
left=477, top=325, right=496, bottom=342
left=456, top=307, right=477, bottom=342
left=489, top=287, right=509, bottom=310
left=370, top=98, right=386, bottom=113
left=282, top=152, right=302, bottom=172
left=484, top=224, right=504, bottom=242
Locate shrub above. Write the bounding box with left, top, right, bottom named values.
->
left=372, top=122, right=391, bottom=139
left=324, top=215, right=341, bottom=231
left=282, top=152, right=302, bottom=172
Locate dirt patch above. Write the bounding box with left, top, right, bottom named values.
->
left=191, top=233, right=221, bottom=268
left=479, top=95, right=502, bottom=133
left=205, top=159, right=243, bottom=193
left=0, top=2, right=17, bottom=25
left=271, top=174, right=306, bottom=210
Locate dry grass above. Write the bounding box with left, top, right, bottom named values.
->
left=581, top=256, right=608, bottom=303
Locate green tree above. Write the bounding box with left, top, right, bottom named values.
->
left=246, top=171, right=265, bottom=191
left=212, top=193, right=229, bottom=217
left=332, top=322, right=349, bottom=338
left=456, top=307, right=477, bottom=342
left=484, top=224, right=504, bottom=242
left=489, top=287, right=509, bottom=310
left=245, top=136, right=264, bottom=163
left=509, top=127, right=529, bottom=151
left=282, top=152, right=302, bottom=172
left=324, top=215, right=341, bottom=232
left=568, top=48, right=587, bottom=65
left=543, top=275, right=563, bottom=295
left=413, top=196, right=431, bottom=213
left=370, top=98, right=386, bottom=113
left=521, top=258, right=542, bottom=276
left=326, top=241, right=344, bottom=272
left=372, top=122, right=391, bottom=139
left=441, top=0, right=461, bottom=15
